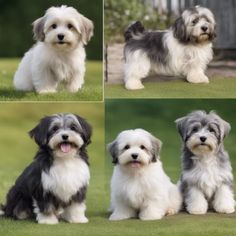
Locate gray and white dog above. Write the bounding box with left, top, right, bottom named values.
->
left=124, top=6, right=216, bottom=90
left=175, top=111, right=235, bottom=214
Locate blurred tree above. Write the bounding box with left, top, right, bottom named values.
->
left=105, top=0, right=166, bottom=43
left=0, top=0, right=102, bottom=60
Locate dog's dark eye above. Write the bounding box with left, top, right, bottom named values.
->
left=52, top=24, right=57, bottom=29
left=192, top=18, right=199, bottom=25
left=192, top=127, right=199, bottom=132
left=140, top=145, right=146, bottom=150
left=52, top=125, right=59, bottom=132
left=70, top=125, right=77, bottom=131
left=124, top=145, right=130, bottom=150
left=68, top=24, right=73, bottom=29
left=209, top=128, right=215, bottom=133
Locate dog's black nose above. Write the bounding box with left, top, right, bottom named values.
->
left=131, top=153, right=138, bottom=159
left=58, top=34, right=65, bottom=40
left=200, top=136, right=207, bottom=142
left=62, top=134, right=69, bottom=140
left=201, top=26, right=208, bottom=32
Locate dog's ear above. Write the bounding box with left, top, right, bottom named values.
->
left=29, top=116, right=51, bottom=147
left=78, top=14, right=94, bottom=45
left=210, top=111, right=231, bottom=140
left=75, top=115, right=92, bottom=146
left=33, top=17, right=46, bottom=41
left=175, top=116, right=187, bottom=141
left=150, top=135, right=162, bottom=162
left=107, top=141, right=119, bottom=164
left=172, top=17, right=188, bottom=43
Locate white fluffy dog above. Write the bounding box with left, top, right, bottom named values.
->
left=13, top=6, right=94, bottom=94
left=108, top=129, right=182, bottom=220
left=124, top=6, right=216, bottom=90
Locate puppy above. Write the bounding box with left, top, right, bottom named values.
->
left=124, top=6, right=216, bottom=90
left=108, top=129, right=182, bottom=220
left=0, top=113, right=92, bottom=224
left=176, top=111, right=235, bottom=214
left=13, top=6, right=94, bottom=93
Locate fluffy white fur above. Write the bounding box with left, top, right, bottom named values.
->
left=108, top=129, right=182, bottom=220
left=13, top=5, right=93, bottom=94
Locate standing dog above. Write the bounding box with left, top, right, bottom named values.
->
left=13, top=6, right=94, bottom=93
left=108, top=129, right=182, bottom=220
left=176, top=111, right=235, bottom=214
left=0, top=113, right=92, bottom=224
left=124, top=6, right=216, bottom=90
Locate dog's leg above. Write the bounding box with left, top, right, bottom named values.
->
left=167, top=184, right=183, bottom=215
left=139, top=200, right=166, bottom=220
left=65, top=72, right=84, bottom=93
left=61, top=202, right=88, bottom=223
left=213, top=184, right=235, bottom=214
left=124, top=50, right=150, bottom=90
left=185, top=187, right=208, bottom=214
left=109, top=200, right=136, bottom=221
left=186, top=69, right=209, bottom=84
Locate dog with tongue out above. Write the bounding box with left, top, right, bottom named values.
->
left=0, top=113, right=92, bottom=224
left=107, top=129, right=182, bottom=221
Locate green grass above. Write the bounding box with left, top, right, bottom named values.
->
left=105, top=99, right=236, bottom=235
left=0, top=59, right=103, bottom=101
left=105, top=77, right=236, bottom=98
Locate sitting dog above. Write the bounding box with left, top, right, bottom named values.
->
left=108, top=129, right=182, bottom=220
left=0, top=113, right=92, bottom=224
left=176, top=111, right=235, bottom=214
left=13, top=6, right=94, bottom=93
left=124, top=6, right=216, bottom=90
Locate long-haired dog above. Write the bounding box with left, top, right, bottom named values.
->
left=124, top=6, right=216, bottom=90
left=13, top=6, right=94, bottom=94
left=0, top=113, right=92, bottom=224
left=108, top=129, right=182, bottom=220
left=176, top=111, right=235, bottom=214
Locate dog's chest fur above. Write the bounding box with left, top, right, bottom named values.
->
left=183, top=155, right=232, bottom=198
left=42, top=157, right=90, bottom=203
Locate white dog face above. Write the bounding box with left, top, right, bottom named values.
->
left=33, top=5, right=94, bottom=51
left=176, top=111, right=230, bottom=156
left=173, top=6, right=216, bottom=44
left=108, top=129, right=162, bottom=168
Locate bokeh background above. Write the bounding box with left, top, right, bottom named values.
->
left=0, top=0, right=103, bottom=60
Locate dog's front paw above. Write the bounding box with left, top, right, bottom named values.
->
left=187, top=73, right=209, bottom=84
left=68, top=216, right=89, bottom=223
left=139, top=209, right=165, bottom=220
left=125, top=80, right=144, bottom=90
left=37, top=214, right=59, bottom=224
left=37, top=89, right=57, bottom=94
left=187, top=205, right=207, bottom=215
left=214, top=203, right=235, bottom=214
left=109, top=213, right=131, bottom=221
left=166, top=208, right=178, bottom=216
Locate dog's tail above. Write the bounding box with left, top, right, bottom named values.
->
left=0, top=204, right=5, bottom=217
left=124, top=21, right=145, bottom=42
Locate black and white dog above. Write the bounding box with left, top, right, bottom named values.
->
left=176, top=111, right=235, bottom=214
left=0, top=113, right=92, bottom=224
left=124, top=6, right=216, bottom=90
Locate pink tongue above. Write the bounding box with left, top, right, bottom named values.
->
left=130, top=162, right=141, bottom=168
left=60, top=143, right=72, bottom=153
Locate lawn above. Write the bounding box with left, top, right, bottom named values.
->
left=0, top=59, right=103, bottom=101
left=105, top=77, right=236, bottom=98
left=105, top=99, right=236, bottom=236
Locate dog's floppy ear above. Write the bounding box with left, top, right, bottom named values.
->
left=107, top=141, right=119, bottom=164
left=33, top=17, right=46, bottom=41
left=175, top=116, right=187, bottom=141
left=75, top=115, right=92, bottom=146
left=78, top=14, right=94, bottom=45
left=29, top=116, right=52, bottom=147
left=172, top=17, right=188, bottom=43
left=210, top=111, right=231, bottom=140
left=150, top=135, right=162, bottom=162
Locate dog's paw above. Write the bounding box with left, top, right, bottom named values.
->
left=187, top=206, right=207, bottom=215
left=125, top=80, right=144, bottom=90
left=166, top=208, right=178, bottom=216
left=187, top=73, right=209, bottom=84
left=37, top=89, right=57, bottom=94
left=37, top=214, right=59, bottom=224
left=109, top=213, right=131, bottom=221
left=214, top=204, right=235, bottom=214
left=67, top=216, right=89, bottom=223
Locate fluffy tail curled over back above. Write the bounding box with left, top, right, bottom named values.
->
left=124, top=21, right=145, bottom=42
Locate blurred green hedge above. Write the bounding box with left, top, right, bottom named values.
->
left=0, top=0, right=102, bottom=60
